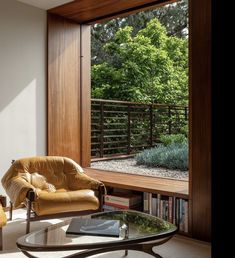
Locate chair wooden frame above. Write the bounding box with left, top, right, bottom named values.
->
left=9, top=184, right=105, bottom=234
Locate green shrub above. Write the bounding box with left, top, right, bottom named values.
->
left=179, top=124, right=188, bottom=137
left=160, top=134, right=187, bottom=146
left=135, top=142, right=188, bottom=171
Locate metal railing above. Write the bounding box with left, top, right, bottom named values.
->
left=91, top=99, right=188, bottom=159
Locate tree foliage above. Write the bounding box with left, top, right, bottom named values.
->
left=92, top=18, right=188, bottom=105
left=91, top=0, right=188, bottom=65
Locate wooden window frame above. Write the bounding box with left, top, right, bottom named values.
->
left=47, top=0, right=211, bottom=241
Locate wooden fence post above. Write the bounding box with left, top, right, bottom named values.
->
left=150, top=104, right=153, bottom=147
left=127, top=105, right=131, bottom=155
left=100, top=102, right=104, bottom=158
left=168, top=106, right=172, bottom=134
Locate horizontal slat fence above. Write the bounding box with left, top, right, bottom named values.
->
left=91, top=99, right=188, bottom=159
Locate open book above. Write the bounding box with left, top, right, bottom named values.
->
left=66, top=218, right=120, bottom=237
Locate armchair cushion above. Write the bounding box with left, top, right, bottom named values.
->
left=21, top=172, right=56, bottom=193
left=1, top=156, right=104, bottom=215
left=32, top=189, right=99, bottom=216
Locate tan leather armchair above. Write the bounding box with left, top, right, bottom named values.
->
left=1, top=156, right=105, bottom=233
left=0, top=204, right=7, bottom=250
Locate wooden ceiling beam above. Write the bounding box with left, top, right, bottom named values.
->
left=48, top=0, right=177, bottom=24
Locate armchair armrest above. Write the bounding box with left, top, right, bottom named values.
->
left=68, top=172, right=106, bottom=211
left=4, top=177, right=35, bottom=208
left=0, top=204, right=7, bottom=228
left=68, top=171, right=105, bottom=191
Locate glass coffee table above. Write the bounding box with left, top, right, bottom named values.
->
left=17, top=210, right=177, bottom=258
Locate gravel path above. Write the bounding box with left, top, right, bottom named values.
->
left=91, top=158, right=188, bottom=181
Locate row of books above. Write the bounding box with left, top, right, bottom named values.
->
left=143, top=193, right=188, bottom=233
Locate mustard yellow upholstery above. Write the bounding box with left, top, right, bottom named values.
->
left=0, top=204, right=7, bottom=250
left=0, top=204, right=7, bottom=228
left=1, top=156, right=104, bottom=216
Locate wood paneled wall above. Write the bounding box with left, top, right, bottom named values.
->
left=80, top=25, right=91, bottom=167
left=189, top=0, right=211, bottom=241
left=48, top=14, right=91, bottom=166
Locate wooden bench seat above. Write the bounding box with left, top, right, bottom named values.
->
left=84, top=168, right=189, bottom=199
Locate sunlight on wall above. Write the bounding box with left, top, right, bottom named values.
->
left=0, top=79, right=37, bottom=159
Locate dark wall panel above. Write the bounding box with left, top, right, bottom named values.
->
left=189, top=0, right=211, bottom=241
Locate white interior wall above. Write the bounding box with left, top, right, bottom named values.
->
left=0, top=0, right=46, bottom=197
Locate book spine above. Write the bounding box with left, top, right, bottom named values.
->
left=157, top=194, right=161, bottom=217
left=179, top=199, right=184, bottom=232
left=103, top=203, right=142, bottom=211
left=104, top=202, right=130, bottom=209
left=102, top=204, right=120, bottom=211
left=160, top=198, right=163, bottom=219
left=184, top=200, right=189, bottom=233
left=148, top=193, right=152, bottom=215
left=168, top=196, right=173, bottom=223
left=151, top=196, right=157, bottom=216
left=104, top=194, right=141, bottom=206
left=165, top=200, right=169, bottom=221
left=172, top=197, right=176, bottom=225
left=143, top=192, right=149, bottom=213
left=104, top=195, right=130, bottom=206
left=175, top=198, right=179, bottom=226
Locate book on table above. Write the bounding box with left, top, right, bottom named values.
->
left=66, top=218, right=120, bottom=237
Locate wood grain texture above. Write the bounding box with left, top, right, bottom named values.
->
left=47, top=0, right=212, bottom=242
left=48, top=0, right=176, bottom=24
left=48, top=14, right=81, bottom=164
left=80, top=25, right=91, bottom=167
left=189, top=0, right=211, bottom=242
left=85, top=168, right=189, bottom=199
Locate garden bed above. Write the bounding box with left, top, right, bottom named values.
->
left=91, top=158, right=188, bottom=181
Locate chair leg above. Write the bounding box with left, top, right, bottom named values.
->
left=26, top=200, right=32, bottom=234
left=9, top=201, right=13, bottom=221
left=98, top=184, right=105, bottom=212
left=0, top=228, right=3, bottom=251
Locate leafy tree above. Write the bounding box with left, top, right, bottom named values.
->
left=91, top=0, right=188, bottom=65
left=92, top=18, right=188, bottom=105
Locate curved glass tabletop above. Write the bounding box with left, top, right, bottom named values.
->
left=17, top=210, right=177, bottom=251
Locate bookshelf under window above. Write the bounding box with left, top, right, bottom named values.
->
left=85, top=168, right=189, bottom=236
left=143, top=192, right=189, bottom=234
